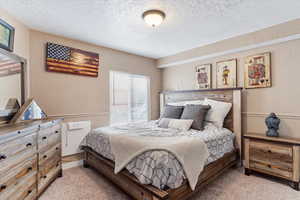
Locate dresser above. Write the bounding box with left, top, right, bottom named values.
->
left=0, top=118, right=62, bottom=199
left=244, top=133, right=300, bottom=190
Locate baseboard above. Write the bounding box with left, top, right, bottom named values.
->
left=62, top=160, right=83, bottom=170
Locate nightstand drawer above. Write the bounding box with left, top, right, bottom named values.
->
left=250, top=160, right=293, bottom=179
left=249, top=140, right=293, bottom=166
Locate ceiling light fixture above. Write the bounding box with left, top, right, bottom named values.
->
left=142, top=10, right=165, bottom=27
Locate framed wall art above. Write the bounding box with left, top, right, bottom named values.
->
left=244, top=52, right=271, bottom=89
left=46, top=42, right=99, bottom=77
left=0, top=18, right=15, bottom=52
left=195, top=64, right=211, bottom=89
left=216, top=59, right=237, bottom=88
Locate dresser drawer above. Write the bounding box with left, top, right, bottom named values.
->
left=38, top=128, right=61, bottom=152
left=0, top=133, right=37, bottom=164
left=0, top=155, right=37, bottom=194
left=0, top=146, right=37, bottom=174
left=0, top=170, right=36, bottom=200
left=38, top=157, right=61, bottom=195
left=39, top=123, right=61, bottom=139
left=11, top=178, right=36, bottom=200
left=39, top=142, right=61, bottom=166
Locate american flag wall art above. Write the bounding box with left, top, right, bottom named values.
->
left=46, top=42, right=99, bottom=77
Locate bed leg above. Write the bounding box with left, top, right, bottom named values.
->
left=244, top=168, right=252, bottom=176
left=57, top=169, right=63, bottom=178
left=83, top=160, right=90, bottom=168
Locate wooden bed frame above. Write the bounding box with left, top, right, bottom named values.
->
left=83, top=88, right=242, bottom=200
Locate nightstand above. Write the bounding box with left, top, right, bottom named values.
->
left=244, top=133, right=300, bottom=190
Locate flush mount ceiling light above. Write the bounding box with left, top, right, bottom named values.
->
left=142, top=10, right=166, bottom=27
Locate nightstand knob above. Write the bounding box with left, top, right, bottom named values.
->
left=267, top=164, right=271, bottom=168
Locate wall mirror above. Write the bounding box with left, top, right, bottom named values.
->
left=10, top=98, right=47, bottom=124
left=0, top=48, right=26, bottom=126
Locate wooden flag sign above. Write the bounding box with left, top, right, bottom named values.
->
left=46, top=42, right=99, bottom=77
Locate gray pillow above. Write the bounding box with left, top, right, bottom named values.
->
left=161, top=105, right=184, bottom=119
left=180, top=104, right=211, bottom=130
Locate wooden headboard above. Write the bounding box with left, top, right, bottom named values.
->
left=160, top=88, right=242, bottom=158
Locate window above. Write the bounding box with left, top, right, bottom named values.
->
left=110, top=71, right=150, bottom=125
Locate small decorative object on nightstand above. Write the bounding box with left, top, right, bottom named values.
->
left=244, top=133, right=300, bottom=191
left=265, top=113, right=280, bottom=137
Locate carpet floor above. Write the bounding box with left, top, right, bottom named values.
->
left=40, top=167, right=300, bottom=200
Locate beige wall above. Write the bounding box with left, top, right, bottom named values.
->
left=0, top=8, right=30, bottom=60
left=1, top=9, right=161, bottom=128
left=29, top=30, right=161, bottom=128
left=160, top=20, right=300, bottom=138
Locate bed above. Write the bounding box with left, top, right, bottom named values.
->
left=82, top=88, right=242, bottom=200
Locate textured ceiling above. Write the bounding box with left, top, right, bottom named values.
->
left=0, top=0, right=300, bottom=58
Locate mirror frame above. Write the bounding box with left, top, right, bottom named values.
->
left=0, top=48, right=27, bottom=126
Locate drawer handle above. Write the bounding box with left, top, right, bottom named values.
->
left=27, top=190, right=32, bottom=194
left=55, top=130, right=59, bottom=134
left=56, top=147, right=59, bottom=151
left=43, top=155, right=47, bottom=159
left=43, top=175, right=47, bottom=179
left=0, top=155, right=7, bottom=160
left=42, top=136, right=47, bottom=140
left=268, top=150, right=272, bottom=153
left=0, top=185, right=6, bottom=190
left=267, top=164, right=271, bottom=168
left=27, top=167, right=33, bottom=171
left=17, top=131, right=21, bottom=134
left=26, top=143, right=32, bottom=147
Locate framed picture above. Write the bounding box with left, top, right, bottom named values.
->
left=195, top=64, right=211, bottom=89
left=0, top=18, right=15, bottom=52
left=216, top=59, right=237, bottom=88
left=46, top=42, right=99, bottom=77
left=244, top=52, right=271, bottom=89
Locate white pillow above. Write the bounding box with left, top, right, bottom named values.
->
left=203, top=98, right=232, bottom=128
left=167, top=100, right=204, bottom=106
left=167, top=102, right=186, bottom=106
left=168, top=119, right=194, bottom=131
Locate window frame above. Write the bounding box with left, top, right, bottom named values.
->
left=109, top=70, right=151, bottom=125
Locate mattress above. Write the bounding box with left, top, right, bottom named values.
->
left=83, top=121, right=235, bottom=190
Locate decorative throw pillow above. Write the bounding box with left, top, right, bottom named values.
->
left=158, top=118, right=171, bottom=128
left=180, top=104, right=211, bottom=130
left=203, top=98, right=232, bottom=128
left=168, top=119, right=194, bottom=131
left=160, top=105, right=184, bottom=119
